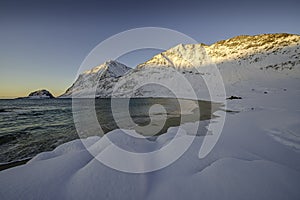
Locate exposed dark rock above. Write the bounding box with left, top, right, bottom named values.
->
left=17, top=89, right=55, bottom=99
left=227, top=96, right=242, bottom=100
left=28, top=89, right=55, bottom=98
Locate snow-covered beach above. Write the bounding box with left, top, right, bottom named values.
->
left=1, top=77, right=299, bottom=200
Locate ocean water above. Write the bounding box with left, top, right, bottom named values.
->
left=0, top=98, right=219, bottom=163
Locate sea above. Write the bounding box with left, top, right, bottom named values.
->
left=0, top=98, right=220, bottom=164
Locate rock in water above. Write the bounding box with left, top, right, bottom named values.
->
left=27, top=89, right=55, bottom=99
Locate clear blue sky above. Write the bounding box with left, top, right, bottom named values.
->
left=0, top=0, right=299, bottom=98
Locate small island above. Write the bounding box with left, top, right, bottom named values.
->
left=17, top=89, right=55, bottom=99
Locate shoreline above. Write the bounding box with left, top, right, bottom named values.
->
left=0, top=158, right=31, bottom=171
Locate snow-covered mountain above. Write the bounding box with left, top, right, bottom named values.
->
left=61, top=33, right=300, bottom=99
left=138, top=33, right=299, bottom=68
left=112, top=33, right=300, bottom=99
left=60, top=60, right=131, bottom=98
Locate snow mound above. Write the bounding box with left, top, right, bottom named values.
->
left=1, top=104, right=300, bottom=200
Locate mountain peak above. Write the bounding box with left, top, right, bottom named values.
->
left=137, top=43, right=210, bottom=69
left=60, top=60, right=131, bottom=97
left=83, top=60, right=126, bottom=75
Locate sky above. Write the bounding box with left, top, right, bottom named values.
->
left=0, top=0, right=299, bottom=98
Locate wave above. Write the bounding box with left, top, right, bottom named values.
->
left=18, top=111, right=44, bottom=116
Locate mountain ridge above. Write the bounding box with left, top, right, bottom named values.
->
left=60, top=33, right=300, bottom=98
left=137, top=33, right=300, bottom=69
